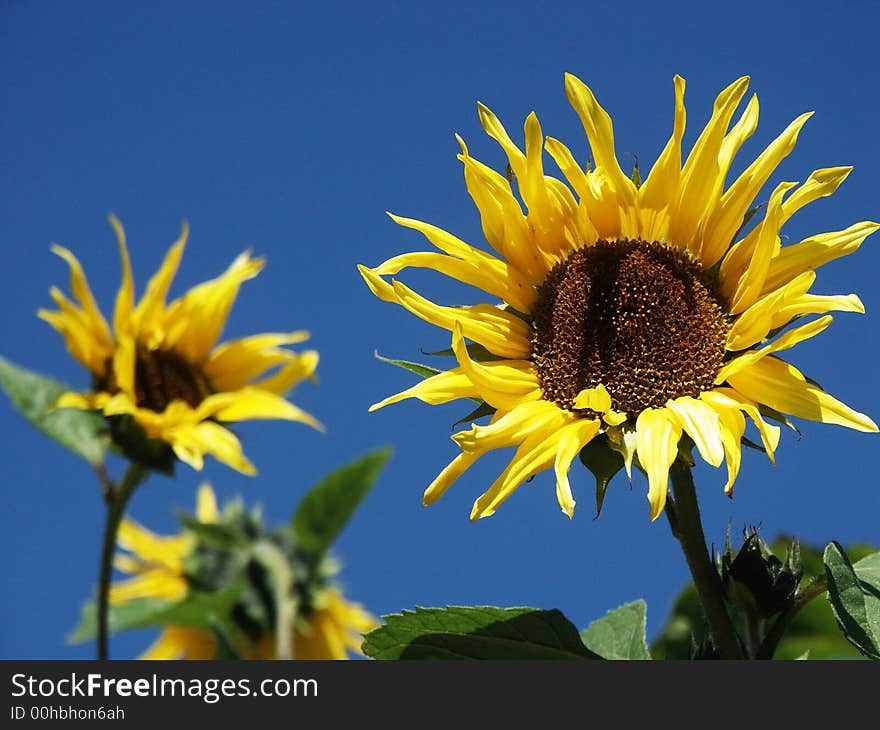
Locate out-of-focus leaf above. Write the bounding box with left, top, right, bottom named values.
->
left=68, top=586, right=242, bottom=643
left=0, top=355, right=107, bottom=465
left=291, top=449, right=391, bottom=560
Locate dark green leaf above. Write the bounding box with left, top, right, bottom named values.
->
left=453, top=400, right=496, bottom=428
left=363, top=606, right=602, bottom=660
left=374, top=351, right=440, bottom=379
left=292, top=449, right=391, bottom=559
left=421, top=343, right=502, bottom=362
left=824, top=542, right=880, bottom=659
left=579, top=435, right=624, bottom=517
left=68, top=586, right=242, bottom=643
left=581, top=600, right=650, bottom=659
left=0, top=355, right=107, bottom=465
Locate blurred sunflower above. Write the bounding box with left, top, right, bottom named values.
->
left=39, top=217, right=321, bottom=475
left=110, top=484, right=377, bottom=660
left=360, top=73, right=878, bottom=521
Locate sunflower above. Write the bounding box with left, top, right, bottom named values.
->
left=39, top=216, right=321, bottom=475
left=110, top=484, right=377, bottom=660
left=360, top=73, right=878, bottom=521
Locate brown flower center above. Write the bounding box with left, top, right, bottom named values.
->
left=99, top=347, right=213, bottom=412
left=531, top=239, right=730, bottom=415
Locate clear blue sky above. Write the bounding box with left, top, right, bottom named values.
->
left=1, top=0, right=878, bottom=658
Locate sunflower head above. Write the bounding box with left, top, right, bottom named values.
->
left=109, top=483, right=377, bottom=660
left=360, top=73, right=878, bottom=522
left=39, top=216, right=322, bottom=475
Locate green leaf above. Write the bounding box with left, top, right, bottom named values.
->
left=651, top=537, right=878, bottom=659
left=824, top=542, right=880, bottom=659
left=0, top=354, right=107, bottom=465
left=363, top=606, right=602, bottom=660
left=68, top=586, right=242, bottom=643
left=854, top=551, right=880, bottom=588
left=581, top=600, right=650, bottom=659
left=374, top=351, right=440, bottom=379
left=579, top=435, right=624, bottom=517
left=292, top=448, right=391, bottom=559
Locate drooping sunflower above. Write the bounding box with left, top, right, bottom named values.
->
left=110, top=484, right=377, bottom=660
left=360, top=74, right=878, bottom=521
left=39, top=217, right=321, bottom=475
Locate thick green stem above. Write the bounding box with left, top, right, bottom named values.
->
left=756, top=575, right=828, bottom=660
left=668, top=461, right=743, bottom=659
left=96, top=463, right=147, bottom=660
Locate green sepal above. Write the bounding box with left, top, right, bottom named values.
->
left=107, top=414, right=175, bottom=475
left=630, top=161, right=642, bottom=188
left=453, top=400, right=496, bottom=428
left=362, top=606, right=602, bottom=660
left=420, top=343, right=502, bottom=362
left=373, top=351, right=440, bottom=379
left=581, top=600, right=651, bottom=659
left=579, top=434, right=624, bottom=517
left=0, top=354, right=108, bottom=466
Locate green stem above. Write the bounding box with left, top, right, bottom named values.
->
left=252, top=541, right=296, bottom=660
left=96, top=463, right=147, bottom=660
left=668, top=460, right=743, bottom=659
left=756, top=575, right=828, bottom=660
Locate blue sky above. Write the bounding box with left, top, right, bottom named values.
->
left=1, top=0, right=878, bottom=658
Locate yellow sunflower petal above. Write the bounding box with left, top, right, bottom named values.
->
left=726, top=271, right=815, bottom=351
left=703, top=397, right=747, bottom=495
left=452, top=399, right=565, bottom=454
left=369, top=367, right=481, bottom=411
left=388, top=213, right=537, bottom=311
left=701, top=387, right=780, bottom=462
left=203, top=331, right=312, bottom=391
left=451, top=323, right=542, bottom=410
left=196, top=483, right=219, bottom=523
left=358, top=266, right=531, bottom=359
left=470, top=429, right=564, bottom=520
left=169, top=420, right=257, bottom=475
left=670, top=76, right=750, bottom=252
left=665, top=396, right=724, bottom=467
left=132, top=223, right=188, bottom=345
left=638, top=75, right=686, bottom=242
left=635, top=407, right=682, bottom=521
left=108, top=214, right=136, bottom=340
left=423, top=451, right=482, bottom=505
left=699, top=112, right=811, bottom=267
left=109, top=569, right=188, bottom=605
left=48, top=244, right=113, bottom=348
left=718, top=315, right=833, bottom=382
left=554, top=418, right=602, bottom=518
left=203, top=387, right=323, bottom=431
left=761, top=221, right=880, bottom=294
left=729, top=180, right=799, bottom=314
left=726, top=356, right=878, bottom=432
left=162, top=251, right=264, bottom=364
